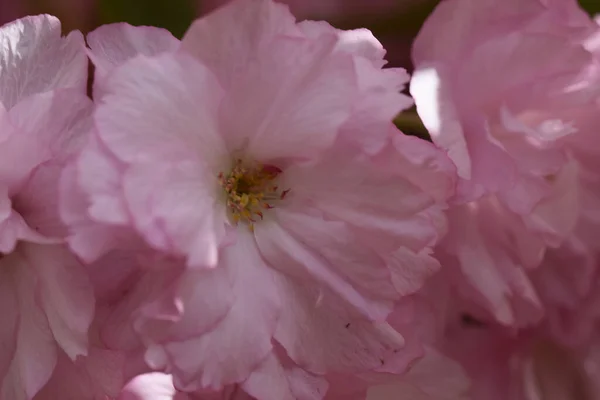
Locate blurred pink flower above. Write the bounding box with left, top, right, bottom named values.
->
left=411, top=0, right=600, bottom=327
left=33, top=344, right=125, bottom=400
left=0, top=14, right=96, bottom=399
left=62, top=0, right=454, bottom=396
left=436, top=289, right=600, bottom=400
left=532, top=23, right=600, bottom=346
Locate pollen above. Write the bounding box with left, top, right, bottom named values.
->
left=218, top=159, right=287, bottom=230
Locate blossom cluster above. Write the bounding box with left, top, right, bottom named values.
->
left=0, top=0, right=599, bottom=399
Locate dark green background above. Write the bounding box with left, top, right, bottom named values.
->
left=580, top=0, right=600, bottom=15
left=95, top=0, right=599, bottom=39
left=10, top=0, right=600, bottom=41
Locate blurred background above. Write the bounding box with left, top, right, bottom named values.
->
left=0, top=0, right=598, bottom=71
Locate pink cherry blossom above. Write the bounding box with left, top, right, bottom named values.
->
left=530, top=24, right=600, bottom=346
left=411, top=0, right=600, bottom=327
left=62, top=0, right=454, bottom=396
left=0, top=14, right=96, bottom=399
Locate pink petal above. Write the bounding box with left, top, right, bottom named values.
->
left=87, top=23, right=180, bottom=80
left=0, top=15, right=86, bottom=108
left=10, top=260, right=58, bottom=398
left=255, top=215, right=393, bottom=320
left=85, top=249, right=143, bottom=306
left=101, top=267, right=186, bottom=351
left=33, top=347, right=126, bottom=400
left=242, top=352, right=328, bottom=400
left=122, top=162, right=224, bottom=268
left=181, top=0, right=299, bottom=86
left=1, top=90, right=93, bottom=193
left=22, top=243, right=94, bottom=360
left=294, top=23, right=412, bottom=154
left=527, top=160, right=580, bottom=245
left=8, top=90, right=92, bottom=160
left=156, top=233, right=281, bottom=390
left=387, top=248, right=440, bottom=297
left=219, top=34, right=356, bottom=161
left=386, top=131, right=457, bottom=203
left=60, top=162, right=132, bottom=263
left=273, top=278, right=406, bottom=375
left=409, top=66, right=472, bottom=179
left=0, top=211, right=59, bottom=253
left=64, top=137, right=143, bottom=263
left=439, top=202, right=544, bottom=326
left=298, top=22, right=386, bottom=64
left=95, top=53, right=226, bottom=169
left=281, top=150, right=441, bottom=254
left=76, top=137, right=130, bottom=226
left=134, top=267, right=233, bottom=346
left=364, top=348, right=471, bottom=400
left=14, top=164, right=68, bottom=239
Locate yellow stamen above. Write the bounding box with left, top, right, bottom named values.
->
left=218, top=159, right=288, bottom=230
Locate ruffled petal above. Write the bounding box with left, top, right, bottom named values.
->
left=273, top=278, right=406, bottom=375
left=242, top=352, right=328, bottom=400
left=95, top=53, right=226, bottom=168
left=146, top=232, right=281, bottom=390
left=181, top=0, right=299, bottom=86
left=122, top=162, right=225, bottom=268
left=23, top=243, right=94, bottom=360
left=87, top=23, right=179, bottom=79
left=255, top=214, right=394, bottom=320
left=218, top=34, right=357, bottom=161
left=6, top=258, right=58, bottom=399
left=0, top=15, right=86, bottom=108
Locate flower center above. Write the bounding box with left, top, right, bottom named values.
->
left=218, top=159, right=288, bottom=230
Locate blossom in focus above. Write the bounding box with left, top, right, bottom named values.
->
left=411, top=0, right=600, bottom=327
left=61, top=0, right=454, bottom=396
left=0, top=15, right=96, bottom=399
